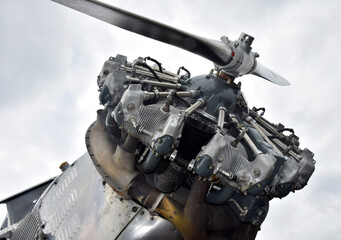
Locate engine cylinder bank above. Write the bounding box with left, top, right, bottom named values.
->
left=86, top=54, right=315, bottom=239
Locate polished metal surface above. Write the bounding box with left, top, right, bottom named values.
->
left=36, top=154, right=142, bottom=239
left=117, top=209, right=182, bottom=240
left=31, top=153, right=184, bottom=239
left=253, top=62, right=290, bottom=86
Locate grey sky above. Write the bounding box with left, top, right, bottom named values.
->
left=0, top=0, right=340, bottom=239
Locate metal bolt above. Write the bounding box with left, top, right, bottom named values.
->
left=301, top=172, right=308, bottom=179
left=252, top=218, right=261, bottom=226
left=257, top=209, right=263, bottom=216
left=252, top=168, right=261, bottom=178
left=127, top=103, right=135, bottom=111
left=132, top=206, right=138, bottom=212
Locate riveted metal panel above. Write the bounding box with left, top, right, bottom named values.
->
left=36, top=154, right=141, bottom=239
left=117, top=209, right=183, bottom=240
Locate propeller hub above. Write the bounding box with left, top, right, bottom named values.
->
left=215, top=33, right=257, bottom=78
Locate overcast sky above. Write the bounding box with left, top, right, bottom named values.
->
left=0, top=0, right=340, bottom=239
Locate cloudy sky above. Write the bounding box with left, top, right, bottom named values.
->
left=0, top=0, right=340, bottom=239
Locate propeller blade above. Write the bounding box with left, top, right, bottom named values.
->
left=52, top=0, right=232, bottom=66
left=52, top=0, right=290, bottom=86
left=252, top=61, right=291, bottom=86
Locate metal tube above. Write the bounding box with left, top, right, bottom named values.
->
left=127, top=76, right=182, bottom=89
left=185, top=98, right=205, bottom=116
left=128, top=175, right=208, bottom=240
left=217, top=107, right=226, bottom=129
left=182, top=176, right=209, bottom=240
left=250, top=109, right=301, bottom=155
left=144, top=90, right=197, bottom=100
left=155, top=67, right=178, bottom=77
left=122, top=65, right=179, bottom=83
left=135, top=65, right=181, bottom=80
left=246, top=116, right=281, bottom=154
left=141, top=65, right=179, bottom=77
left=229, top=114, right=262, bottom=157
left=176, top=91, right=197, bottom=97
left=162, top=90, right=176, bottom=112
left=230, top=127, right=246, bottom=148
left=256, top=123, right=301, bottom=161
left=244, top=134, right=262, bottom=157
left=130, top=118, right=153, bottom=137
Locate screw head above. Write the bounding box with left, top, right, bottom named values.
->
left=132, top=206, right=138, bottom=212
left=252, top=168, right=261, bottom=178
left=127, top=103, right=135, bottom=111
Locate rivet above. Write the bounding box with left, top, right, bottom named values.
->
left=132, top=206, right=138, bottom=212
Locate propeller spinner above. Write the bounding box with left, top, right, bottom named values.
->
left=52, top=0, right=290, bottom=86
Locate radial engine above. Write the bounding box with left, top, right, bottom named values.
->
left=86, top=54, right=315, bottom=239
